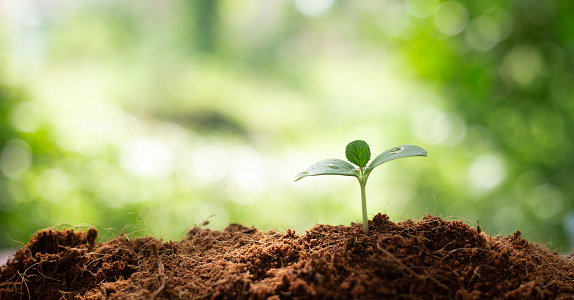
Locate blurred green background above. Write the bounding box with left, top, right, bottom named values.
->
left=1, top=0, right=574, bottom=251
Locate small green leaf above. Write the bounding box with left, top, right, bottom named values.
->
left=294, top=159, right=359, bottom=181
left=366, top=144, right=427, bottom=173
left=345, top=140, right=371, bottom=168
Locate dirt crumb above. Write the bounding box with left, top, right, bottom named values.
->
left=1, top=213, right=574, bottom=299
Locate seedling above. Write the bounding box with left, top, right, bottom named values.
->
left=295, top=140, right=427, bottom=230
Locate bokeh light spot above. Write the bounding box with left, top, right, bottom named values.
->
left=375, top=2, right=424, bottom=39
left=0, top=139, right=32, bottom=179
left=35, top=168, right=71, bottom=203
left=465, top=14, right=501, bottom=51
left=412, top=106, right=467, bottom=147
left=191, top=144, right=230, bottom=184
left=502, top=45, right=544, bottom=87
left=120, top=137, right=174, bottom=179
left=433, top=1, right=469, bottom=36
left=527, top=184, right=565, bottom=221
left=9, top=102, right=43, bottom=133
left=294, top=0, right=333, bottom=18
left=468, top=153, right=505, bottom=191
left=405, top=0, right=440, bottom=19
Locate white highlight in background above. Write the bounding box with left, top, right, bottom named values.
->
left=468, top=153, right=505, bottom=191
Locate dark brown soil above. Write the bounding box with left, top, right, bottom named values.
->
left=1, top=213, right=574, bottom=299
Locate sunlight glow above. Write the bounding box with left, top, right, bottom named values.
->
left=120, top=137, right=174, bottom=179
left=412, top=106, right=467, bottom=147
left=468, top=153, right=505, bottom=191
left=294, top=0, right=333, bottom=17
left=191, top=144, right=230, bottom=184
left=229, top=146, right=267, bottom=192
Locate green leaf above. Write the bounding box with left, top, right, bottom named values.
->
left=366, top=144, right=427, bottom=173
left=345, top=140, right=371, bottom=168
left=294, top=159, right=359, bottom=181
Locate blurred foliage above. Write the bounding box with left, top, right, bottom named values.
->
left=1, top=0, right=574, bottom=251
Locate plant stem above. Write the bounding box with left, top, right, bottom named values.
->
left=360, top=181, right=368, bottom=230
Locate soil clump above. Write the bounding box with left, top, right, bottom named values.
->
left=1, top=213, right=574, bottom=299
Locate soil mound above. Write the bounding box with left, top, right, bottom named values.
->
left=1, top=213, right=574, bottom=299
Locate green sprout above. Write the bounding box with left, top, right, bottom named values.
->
left=295, top=140, right=427, bottom=230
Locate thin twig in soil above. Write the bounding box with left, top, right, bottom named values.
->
left=376, top=240, right=423, bottom=280
left=150, top=243, right=166, bottom=300
left=467, top=264, right=496, bottom=288
left=438, top=247, right=491, bottom=262
left=376, top=240, right=450, bottom=292
left=17, top=270, right=31, bottom=300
